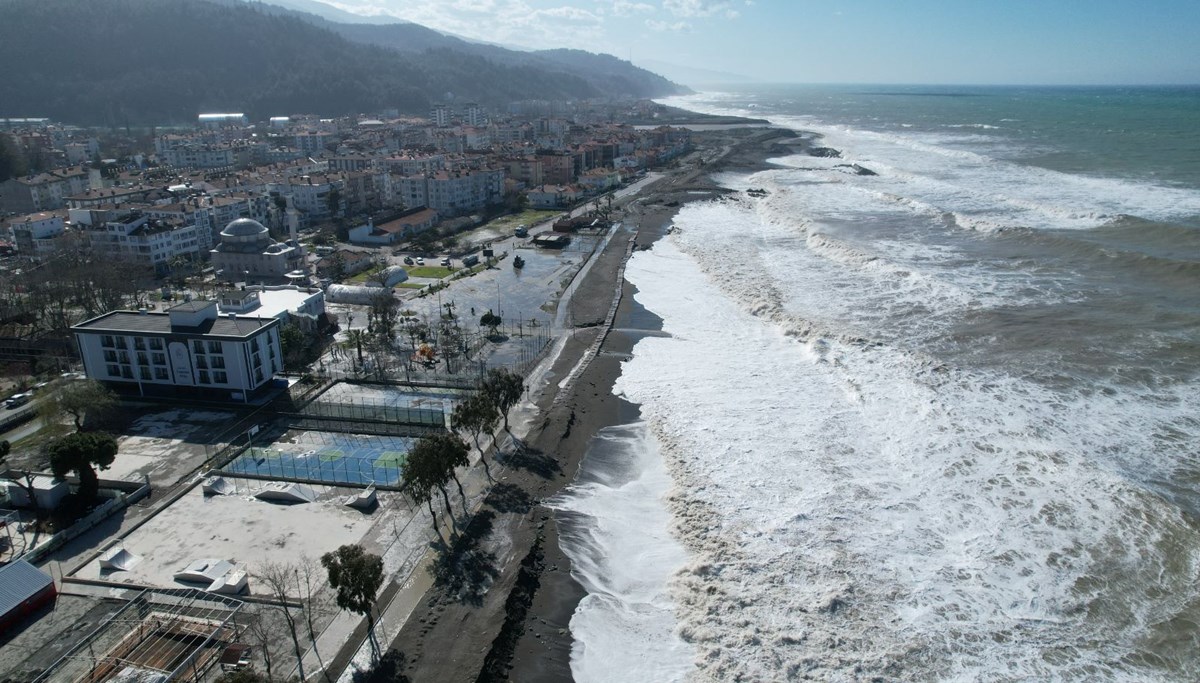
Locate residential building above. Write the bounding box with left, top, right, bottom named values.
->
left=85, top=211, right=201, bottom=271
left=461, top=103, right=487, bottom=127
left=537, top=152, right=574, bottom=185
left=526, top=184, right=584, bottom=209
left=8, top=211, right=67, bottom=259
left=395, top=169, right=503, bottom=216
left=499, top=156, right=544, bottom=188
left=0, top=166, right=90, bottom=213
left=430, top=104, right=452, bottom=127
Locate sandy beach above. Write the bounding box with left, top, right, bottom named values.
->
left=385, top=123, right=806, bottom=682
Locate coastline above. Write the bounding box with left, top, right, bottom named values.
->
left=386, top=125, right=803, bottom=682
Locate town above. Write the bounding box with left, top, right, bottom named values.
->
left=0, top=99, right=702, bottom=682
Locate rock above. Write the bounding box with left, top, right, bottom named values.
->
left=809, top=147, right=842, bottom=158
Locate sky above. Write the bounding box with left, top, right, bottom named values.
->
left=317, top=0, right=1200, bottom=85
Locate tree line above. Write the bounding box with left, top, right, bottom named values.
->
left=401, top=368, right=523, bottom=539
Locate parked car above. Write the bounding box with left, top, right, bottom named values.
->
left=440, top=257, right=451, bottom=267
left=415, top=257, right=425, bottom=265
left=403, top=256, right=414, bottom=265
left=5, top=392, right=33, bottom=409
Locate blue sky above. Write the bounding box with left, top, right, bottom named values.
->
left=319, top=0, right=1200, bottom=85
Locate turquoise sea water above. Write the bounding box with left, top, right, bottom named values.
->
left=716, top=84, right=1200, bottom=190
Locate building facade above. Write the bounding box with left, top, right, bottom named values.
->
left=72, top=300, right=282, bottom=400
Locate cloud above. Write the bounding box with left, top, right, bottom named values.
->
left=608, top=0, right=656, bottom=16
left=536, top=6, right=602, bottom=22
left=646, top=19, right=692, bottom=32
left=662, top=0, right=736, bottom=17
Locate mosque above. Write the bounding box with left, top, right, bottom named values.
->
left=209, top=217, right=305, bottom=283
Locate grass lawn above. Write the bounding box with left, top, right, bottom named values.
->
left=397, top=282, right=426, bottom=289
left=486, top=209, right=560, bottom=232
left=347, top=265, right=385, bottom=284
left=406, top=266, right=456, bottom=279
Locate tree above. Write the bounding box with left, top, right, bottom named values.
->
left=481, top=368, right=524, bottom=442
left=451, top=394, right=498, bottom=478
left=367, top=289, right=400, bottom=343
left=326, top=187, right=342, bottom=220
left=47, top=379, right=117, bottom=431
left=479, top=310, right=501, bottom=337
left=256, top=562, right=307, bottom=682
left=46, top=431, right=118, bottom=503
left=346, top=329, right=367, bottom=366
left=401, top=459, right=442, bottom=542
left=321, top=544, right=385, bottom=663
left=279, top=322, right=318, bottom=371
left=411, top=433, right=471, bottom=513
left=402, top=435, right=460, bottom=534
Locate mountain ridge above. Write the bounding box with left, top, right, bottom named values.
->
left=0, top=0, right=687, bottom=125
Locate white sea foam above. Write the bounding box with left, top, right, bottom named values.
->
left=552, top=423, right=695, bottom=682
left=612, top=217, right=1200, bottom=681
left=659, top=95, right=1200, bottom=230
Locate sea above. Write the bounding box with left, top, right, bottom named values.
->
left=552, top=85, right=1200, bottom=682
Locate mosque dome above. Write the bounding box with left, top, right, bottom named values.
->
left=221, top=218, right=269, bottom=239
left=219, top=218, right=271, bottom=249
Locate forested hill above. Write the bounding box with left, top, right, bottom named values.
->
left=0, top=0, right=687, bottom=125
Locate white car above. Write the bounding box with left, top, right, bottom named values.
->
left=440, top=257, right=451, bottom=267
left=415, top=257, right=425, bottom=266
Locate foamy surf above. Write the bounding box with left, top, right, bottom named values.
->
left=550, top=423, right=695, bottom=682
left=617, top=231, right=1200, bottom=681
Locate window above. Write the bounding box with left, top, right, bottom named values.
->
left=149, top=338, right=164, bottom=350
left=121, top=366, right=134, bottom=379
left=207, top=340, right=222, bottom=354
left=253, top=368, right=263, bottom=383
left=134, top=337, right=146, bottom=350
left=103, top=350, right=118, bottom=363
left=137, top=352, right=149, bottom=366
left=117, top=351, right=130, bottom=364
left=195, top=356, right=208, bottom=369
left=107, top=364, right=121, bottom=377
left=140, top=367, right=153, bottom=380
left=214, top=371, right=228, bottom=384
left=250, top=338, right=260, bottom=352
left=211, top=356, right=225, bottom=369
left=101, top=335, right=116, bottom=348
left=152, top=352, right=166, bottom=365
left=155, top=367, right=169, bottom=380
left=115, top=336, right=128, bottom=349
left=192, top=340, right=204, bottom=354
left=198, top=370, right=210, bottom=384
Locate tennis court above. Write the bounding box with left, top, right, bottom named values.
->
left=223, top=431, right=414, bottom=485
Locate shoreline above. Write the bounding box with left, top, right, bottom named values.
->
left=386, top=125, right=803, bottom=682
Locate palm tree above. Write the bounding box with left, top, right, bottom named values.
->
left=346, top=329, right=366, bottom=366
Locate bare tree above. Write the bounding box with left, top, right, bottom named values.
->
left=255, top=561, right=308, bottom=683
left=243, top=604, right=287, bottom=682
left=297, top=557, right=336, bottom=683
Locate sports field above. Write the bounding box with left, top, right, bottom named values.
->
left=224, top=431, right=414, bottom=485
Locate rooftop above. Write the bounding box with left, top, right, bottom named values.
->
left=72, top=310, right=277, bottom=339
